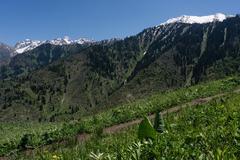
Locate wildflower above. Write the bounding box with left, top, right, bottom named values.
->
left=52, top=154, right=61, bottom=160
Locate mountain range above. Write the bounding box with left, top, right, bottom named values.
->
left=0, top=37, right=93, bottom=65
left=0, top=13, right=231, bottom=64
left=1, top=13, right=240, bottom=122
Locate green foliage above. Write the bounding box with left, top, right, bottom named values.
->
left=1, top=77, right=240, bottom=157
left=18, top=134, right=33, bottom=149
left=13, top=92, right=240, bottom=159
left=138, top=116, right=156, bottom=140
left=154, top=112, right=164, bottom=133
left=94, top=127, right=104, bottom=138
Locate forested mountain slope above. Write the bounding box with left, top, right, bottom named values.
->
left=1, top=15, right=240, bottom=121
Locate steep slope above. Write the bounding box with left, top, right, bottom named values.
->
left=0, top=43, right=14, bottom=66
left=0, top=37, right=93, bottom=69
left=109, top=15, right=240, bottom=105
left=0, top=33, right=153, bottom=121
left=0, top=42, right=93, bottom=79
left=1, top=14, right=240, bottom=122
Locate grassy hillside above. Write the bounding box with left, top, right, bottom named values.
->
left=21, top=87, right=240, bottom=159
left=1, top=76, right=240, bottom=158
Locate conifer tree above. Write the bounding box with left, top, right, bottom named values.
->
left=154, top=111, right=165, bottom=133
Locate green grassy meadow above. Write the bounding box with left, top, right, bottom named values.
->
left=1, top=76, right=240, bottom=159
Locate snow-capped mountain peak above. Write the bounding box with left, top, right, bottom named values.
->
left=48, top=36, right=73, bottom=45
left=14, top=39, right=44, bottom=54
left=14, top=36, right=94, bottom=54
left=75, top=38, right=94, bottom=44
left=161, top=13, right=232, bottom=25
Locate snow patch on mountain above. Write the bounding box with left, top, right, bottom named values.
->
left=161, top=13, right=233, bottom=25
left=75, top=38, right=94, bottom=45
left=15, top=39, right=43, bottom=54
left=14, top=36, right=94, bottom=54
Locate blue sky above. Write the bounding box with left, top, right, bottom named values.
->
left=0, top=0, right=239, bottom=46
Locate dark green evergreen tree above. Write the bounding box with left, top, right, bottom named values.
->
left=154, top=111, right=165, bottom=133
